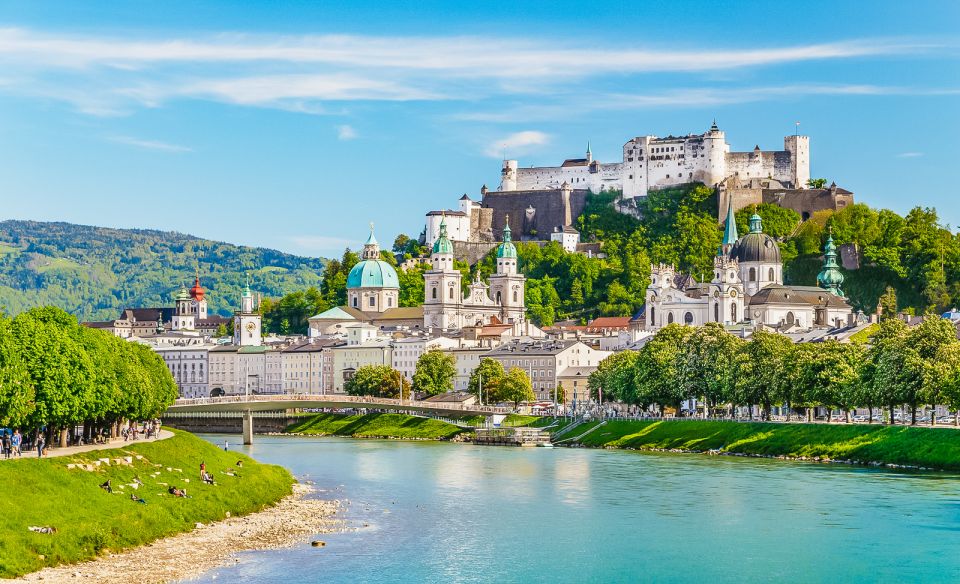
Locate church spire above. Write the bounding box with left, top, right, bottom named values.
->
left=719, top=198, right=739, bottom=256
left=432, top=213, right=454, bottom=255
left=817, top=228, right=845, bottom=297
left=362, top=222, right=381, bottom=260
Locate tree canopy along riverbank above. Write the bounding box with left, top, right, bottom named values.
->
left=589, top=318, right=960, bottom=424
left=573, top=420, right=960, bottom=470
left=0, top=307, right=178, bottom=448
left=0, top=430, right=293, bottom=579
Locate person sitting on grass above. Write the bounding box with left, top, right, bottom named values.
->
left=99, top=479, right=112, bottom=494
left=168, top=486, right=188, bottom=498
left=201, top=470, right=216, bottom=485
left=130, top=493, right=146, bottom=504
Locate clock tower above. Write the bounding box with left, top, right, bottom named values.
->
left=233, top=280, right=262, bottom=347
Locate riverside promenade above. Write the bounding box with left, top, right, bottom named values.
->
left=0, top=430, right=172, bottom=460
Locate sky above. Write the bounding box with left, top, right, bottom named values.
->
left=0, top=0, right=958, bottom=258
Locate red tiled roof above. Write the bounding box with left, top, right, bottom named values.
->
left=586, top=316, right=632, bottom=329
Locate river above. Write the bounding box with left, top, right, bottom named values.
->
left=192, top=434, right=960, bottom=583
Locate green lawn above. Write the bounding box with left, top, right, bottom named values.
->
left=286, top=413, right=467, bottom=440
left=0, top=430, right=293, bottom=578
left=578, top=420, right=960, bottom=469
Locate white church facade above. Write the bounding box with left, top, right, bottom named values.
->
left=499, top=122, right=810, bottom=199
left=645, top=203, right=853, bottom=332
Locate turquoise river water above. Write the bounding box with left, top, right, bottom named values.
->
left=193, top=434, right=960, bottom=583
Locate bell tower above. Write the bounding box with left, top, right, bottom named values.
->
left=234, top=278, right=262, bottom=347
left=423, top=216, right=462, bottom=330
left=489, top=218, right=526, bottom=328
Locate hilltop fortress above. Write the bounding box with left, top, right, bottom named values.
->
left=499, top=121, right=809, bottom=199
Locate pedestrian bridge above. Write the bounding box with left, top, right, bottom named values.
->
left=167, top=394, right=511, bottom=444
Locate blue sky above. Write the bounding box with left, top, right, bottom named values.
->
left=1, top=0, right=958, bottom=258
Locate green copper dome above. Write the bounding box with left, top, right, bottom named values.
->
left=347, top=224, right=400, bottom=289
left=175, top=287, right=190, bottom=301
left=817, top=232, right=845, bottom=297
left=432, top=216, right=454, bottom=255
left=497, top=219, right=517, bottom=259
left=347, top=260, right=400, bottom=289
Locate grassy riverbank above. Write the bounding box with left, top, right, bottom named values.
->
left=0, top=430, right=293, bottom=578
left=576, top=420, right=960, bottom=470
left=285, top=413, right=467, bottom=440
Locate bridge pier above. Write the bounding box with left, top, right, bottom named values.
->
left=242, top=410, right=254, bottom=445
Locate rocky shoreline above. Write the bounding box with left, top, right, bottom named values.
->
left=585, top=444, right=946, bottom=472
left=14, top=483, right=344, bottom=584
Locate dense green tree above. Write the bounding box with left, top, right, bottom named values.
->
left=500, top=367, right=535, bottom=407
left=468, top=358, right=506, bottom=405
left=806, top=178, right=828, bottom=188
left=735, top=204, right=801, bottom=239
left=344, top=365, right=411, bottom=399
left=412, top=350, right=457, bottom=396
left=677, top=323, right=742, bottom=417
left=735, top=330, right=792, bottom=419
left=0, top=318, right=35, bottom=428
left=634, top=324, right=693, bottom=414
left=589, top=351, right=639, bottom=405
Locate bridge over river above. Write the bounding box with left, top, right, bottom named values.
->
left=167, top=394, right=511, bottom=443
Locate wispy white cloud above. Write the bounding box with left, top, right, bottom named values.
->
left=485, top=131, right=550, bottom=158
left=106, top=135, right=192, bottom=152
left=0, top=27, right=950, bottom=117
left=337, top=124, right=357, bottom=140
left=896, top=151, right=924, bottom=158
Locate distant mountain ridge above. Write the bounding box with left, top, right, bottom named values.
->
left=0, top=220, right=327, bottom=321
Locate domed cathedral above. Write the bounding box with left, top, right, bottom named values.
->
left=645, top=200, right=853, bottom=332
left=347, top=224, right=400, bottom=314
left=423, top=215, right=530, bottom=334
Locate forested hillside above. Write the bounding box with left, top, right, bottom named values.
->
left=0, top=221, right=326, bottom=321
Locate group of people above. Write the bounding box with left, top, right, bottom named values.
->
left=0, top=430, right=23, bottom=459
left=121, top=419, right=162, bottom=442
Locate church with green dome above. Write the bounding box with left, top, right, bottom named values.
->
left=645, top=200, right=855, bottom=332
left=346, top=225, right=401, bottom=313
left=308, top=218, right=536, bottom=337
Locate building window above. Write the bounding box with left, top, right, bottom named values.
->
left=449, top=287, right=454, bottom=299
left=369, top=296, right=376, bottom=307
left=650, top=307, right=655, bottom=326
left=769, top=267, right=775, bottom=281
left=749, top=267, right=756, bottom=281
left=667, top=312, right=674, bottom=324
left=714, top=303, right=719, bottom=322
left=352, top=297, right=358, bottom=308
left=432, top=287, right=438, bottom=299
left=496, top=291, right=502, bottom=303
left=684, top=312, right=694, bottom=324
left=731, top=303, right=738, bottom=322
left=513, top=290, right=518, bottom=302
left=388, top=297, right=393, bottom=307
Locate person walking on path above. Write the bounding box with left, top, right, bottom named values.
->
left=12, top=430, right=21, bottom=457
left=36, top=432, right=45, bottom=458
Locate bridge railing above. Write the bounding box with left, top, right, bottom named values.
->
left=171, top=394, right=511, bottom=415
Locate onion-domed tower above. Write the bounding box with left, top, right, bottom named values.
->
left=424, top=216, right=462, bottom=330
left=347, top=224, right=400, bottom=314
left=188, top=272, right=208, bottom=319
left=817, top=230, right=845, bottom=297
left=729, top=213, right=783, bottom=296
left=488, top=217, right=525, bottom=327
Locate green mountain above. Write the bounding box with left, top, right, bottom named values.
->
left=0, top=220, right=327, bottom=321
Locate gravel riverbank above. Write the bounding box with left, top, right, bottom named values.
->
left=13, top=483, right=343, bottom=583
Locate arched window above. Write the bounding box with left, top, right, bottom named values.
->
left=684, top=312, right=694, bottom=324
left=650, top=307, right=656, bottom=326
left=786, top=311, right=795, bottom=325
left=449, top=287, right=454, bottom=299
left=714, top=303, right=719, bottom=322
left=432, top=287, right=437, bottom=299
left=667, top=312, right=674, bottom=324
left=513, top=290, right=518, bottom=302
left=496, top=291, right=502, bottom=303
left=769, top=267, right=775, bottom=281
left=749, top=267, right=756, bottom=281
left=731, top=303, right=738, bottom=322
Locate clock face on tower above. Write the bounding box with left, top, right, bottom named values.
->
left=245, top=321, right=256, bottom=331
